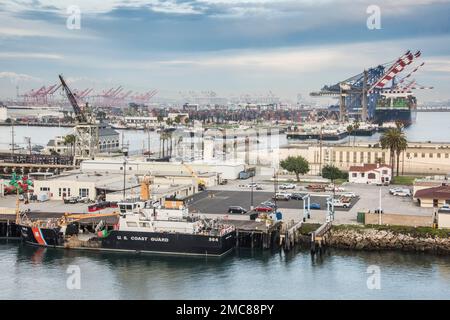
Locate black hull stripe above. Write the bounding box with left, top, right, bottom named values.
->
left=23, top=241, right=235, bottom=257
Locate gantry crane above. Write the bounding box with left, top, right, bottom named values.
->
left=310, top=50, right=428, bottom=122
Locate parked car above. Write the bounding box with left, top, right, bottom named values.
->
left=392, top=189, right=411, bottom=197
left=273, top=192, right=290, bottom=201
left=228, top=206, right=247, bottom=214
left=64, top=196, right=79, bottom=204
left=389, top=187, right=404, bottom=194
left=307, top=184, right=326, bottom=192
left=325, top=184, right=345, bottom=192
left=439, top=204, right=450, bottom=212
left=290, top=193, right=305, bottom=200
left=78, top=196, right=91, bottom=203
left=339, top=196, right=353, bottom=204
left=261, top=201, right=276, bottom=208
left=340, top=192, right=357, bottom=198
left=279, top=183, right=296, bottom=190
left=255, top=206, right=273, bottom=213
left=309, top=203, right=321, bottom=210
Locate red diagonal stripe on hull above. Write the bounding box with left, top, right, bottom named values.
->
left=32, top=227, right=46, bottom=245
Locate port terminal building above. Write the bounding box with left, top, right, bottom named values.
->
left=31, top=157, right=244, bottom=202
left=279, top=142, right=450, bottom=175
left=33, top=169, right=200, bottom=204
left=80, top=158, right=245, bottom=180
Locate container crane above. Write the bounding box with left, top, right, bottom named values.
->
left=310, top=50, right=425, bottom=122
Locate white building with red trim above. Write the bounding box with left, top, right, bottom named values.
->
left=349, top=164, right=392, bottom=185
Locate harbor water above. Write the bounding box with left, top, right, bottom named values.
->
left=0, top=113, right=449, bottom=153
left=1, top=240, right=450, bottom=299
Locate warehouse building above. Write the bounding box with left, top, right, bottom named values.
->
left=279, top=142, right=450, bottom=175
left=32, top=169, right=201, bottom=202
left=80, top=158, right=244, bottom=180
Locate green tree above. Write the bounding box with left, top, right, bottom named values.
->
left=280, top=156, right=309, bottom=182
left=321, top=165, right=344, bottom=183
left=380, top=128, right=407, bottom=176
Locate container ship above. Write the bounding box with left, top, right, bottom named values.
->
left=19, top=199, right=236, bottom=257
left=373, top=93, right=416, bottom=127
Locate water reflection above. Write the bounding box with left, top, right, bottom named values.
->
left=1, top=241, right=450, bottom=299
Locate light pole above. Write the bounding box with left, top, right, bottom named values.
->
left=250, top=174, right=254, bottom=210
left=273, top=168, right=278, bottom=211
left=123, top=158, right=127, bottom=200
left=378, top=187, right=382, bottom=225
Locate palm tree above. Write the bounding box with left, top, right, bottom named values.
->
left=380, top=128, right=407, bottom=176
left=346, top=124, right=353, bottom=146
left=63, top=134, right=76, bottom=156
left=395, top=138, right=408, bottom=177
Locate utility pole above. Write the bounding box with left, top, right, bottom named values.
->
left=11, top=120, right=15, bottom=161
left=273, top=167, right=278, bottom=211
left=319, top=124, right=323, bottom=175
left=378, top=187, right=382, bottom=225
left=123, top=158, right=127, bottom=200
left=147, top=129, right=151, bottom=156
left=250, top=174, right=254, bottom=210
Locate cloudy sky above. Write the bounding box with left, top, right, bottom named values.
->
left=1, top=0, right=450, bottom=103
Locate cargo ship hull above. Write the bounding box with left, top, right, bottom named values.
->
left=374, top=109, right=412, bottom=127
left=19, top=225, right=236, bottom=257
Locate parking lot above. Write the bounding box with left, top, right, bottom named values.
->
left=194, top=181, right=433, bottom=224
left=187, top=190, right=357, bottom=214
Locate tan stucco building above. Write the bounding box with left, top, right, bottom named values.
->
left=279, top=142, right=450, bottom=175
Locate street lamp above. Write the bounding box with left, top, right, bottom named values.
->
left=273, top=167, right=278, bottom=211
left=250, top=174, right=254, bottom=210
left=378, top=187, right=382, bottom=225
left=123, top=158, right=127, bottom=200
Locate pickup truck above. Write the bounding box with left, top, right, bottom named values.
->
left=332, top=199, right=351, bottom=208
